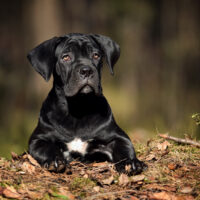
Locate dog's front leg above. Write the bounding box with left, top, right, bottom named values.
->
left=110, top=136, right=146, bottom=175
left=28, top=137, right=67, bottom=172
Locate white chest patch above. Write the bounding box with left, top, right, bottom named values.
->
left=66, top=138, right=88, bottom=155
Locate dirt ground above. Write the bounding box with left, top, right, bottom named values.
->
left=0, top=137, right=200, bottom=200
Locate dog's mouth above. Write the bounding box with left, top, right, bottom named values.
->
left=63, top=81, right=101, bottom=97
left=79, top=84, right=94, bottom=94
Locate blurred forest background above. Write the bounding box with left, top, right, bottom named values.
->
left=0, top=0, right=200, bottom=158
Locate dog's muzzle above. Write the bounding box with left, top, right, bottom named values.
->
left=79, top=66, right=94, bottom=79
left=79, top=66, right=95, bottom=94
left=63, top=65, right=100, bottom=97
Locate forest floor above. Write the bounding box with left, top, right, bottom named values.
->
left=0, top=136, right=200, bottom=200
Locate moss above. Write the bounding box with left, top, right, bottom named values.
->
left=70, top=177, right=96, bottom=191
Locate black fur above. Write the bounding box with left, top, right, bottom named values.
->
left=27, top=33, right=146, bottom=174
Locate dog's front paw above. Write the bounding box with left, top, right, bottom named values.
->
left=115, top=158, right=147, bottom=175
left=131, top=158, right=147, bottom=174
left=43, top=155, right=67, bottom=173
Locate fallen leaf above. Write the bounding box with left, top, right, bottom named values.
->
left=175, top=195, right=194, bottom=200
left=157, top=141, right=170, bottom=151
left=181, top=166, right=189, bottom=172
left=118, top=173, right=129, bottom=186
left=129, top=196, right=139, bottom=200
left=58, top=187, right=75, bottom=200
left=92, top=162, right=108, bottom=167
left=102, top=175, right=114, bottom=185
left=168, top=163, right=177, bottom=170
left=93, top=186, right=100, bottom=192
left=11, top=152, right=19, bottom=160
left=27, top=191, right=44, bottom=199
left=80, top=170, right=85, bottom=175
left=21, top=161, right=36, bottom=173
left=131, top=174, right=145, bottom=182
left=3, top=188, right=21, bottom=199
left=180, top=186, right=193, bottom=194
left=149, top=176, right=156, bottom=181
left=83, top=174, right=89, bottom=178
left=17, top=188, right=27, bottom=195
left=0, top=186, right=4, bottom=195
left=27, top=154, right=40, bottom=167
left=125, top=164, right=132, bottom=172
left=146, top=153, right=156, bottom=161
left=22, top=154, right=28, bottom=159
left=144, top=184, right=176, bottom=192
left=148, top=191, right=173, bottom=200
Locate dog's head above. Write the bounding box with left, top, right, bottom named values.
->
left=27, top=33, right=120, bottom=97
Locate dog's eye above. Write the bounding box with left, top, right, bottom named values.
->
left=62, top=55, right=71, bottom=62
left=93, top=53, right=100, bottom=60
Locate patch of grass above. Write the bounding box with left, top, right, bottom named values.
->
left=70, top=177, right=96, bottom=191
left=50, top=192, right=69, bottom=200
left=134, top=143, right=147, bottom=155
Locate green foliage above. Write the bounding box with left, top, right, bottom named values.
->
left=192, top=113, right=200, bottom=126
left=70, top=177, right=96, bottom=191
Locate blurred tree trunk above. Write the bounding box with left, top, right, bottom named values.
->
left=24, top=0, right=64, bottom=98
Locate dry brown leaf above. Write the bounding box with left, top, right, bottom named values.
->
left=168, top=163, right=177, bottom=170
left=157, top=140, right=170, bottom=151
left=146, top=153, right=156, bottom=161
left=83, top=174, right=89, bottom=178
left=22, top=154, right=28, bottom=159
left=149, top=192, right=194, bottom=200
left=80, top=170, right=85, bottom=175
left=180, top=186, right=193, bottom=194
left=181, top=166, right=189, bottom=172
left=175, top=195, right=194, bottom=200
left=58, top=187, right=75, bottom=200
left=3, top=161, right=11, bottom=168
left=102, top=175, right=114, bottom=185
left=118, top=173, right=129, bottom=186
left=21, top=161, right=36, bottom=173
left=131, top=174, right=145, bottom=182
left=144, top=184, right=176, bottom=192
left=27, top=191, right=44, bottom=199
left=17, top=188, right=27, bottom=195
left=129, top=196, right=139, bottom=200
left=11, top=152, right=19, bottom=160
left=149, top=176, right=156, bottom=181
left=92, top=162, right=108, bottom=167
left=3, top=188, right=21, bottom=199
left=93, top=186, right=100, bottom=192
left=125, top=164, right=131, bottom=172
left=148, top=191, right=173, bottom=200
left=0, top=186, right=4, bottom=195
left=27, top=154, right=40, bottom=167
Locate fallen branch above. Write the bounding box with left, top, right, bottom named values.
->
left=159, top=134, right=200, bottom=148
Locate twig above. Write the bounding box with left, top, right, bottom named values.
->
left=159, top=134, right=200, bottom=148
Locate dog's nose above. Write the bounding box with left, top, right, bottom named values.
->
left=79, top=66, right=93, bottom=78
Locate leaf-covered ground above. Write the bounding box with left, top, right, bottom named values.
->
left=0, top=137, right=200, bottom=200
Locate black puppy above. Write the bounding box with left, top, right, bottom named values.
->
left=27, top=33, right=145, bottom=174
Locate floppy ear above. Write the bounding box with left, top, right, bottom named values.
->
left=27, top=37, right=62, bottom=81
left=90, top=34, right=120, bottom=75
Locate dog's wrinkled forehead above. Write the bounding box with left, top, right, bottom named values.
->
left=27, top=33, right=120, bottom=81
left=55, top=35, right=100, bottom=56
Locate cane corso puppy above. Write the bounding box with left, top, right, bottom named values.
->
left=27, top=33, right=145, bottom=174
